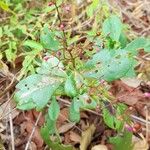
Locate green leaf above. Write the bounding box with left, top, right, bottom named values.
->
left=86, top=0, right=99, bottom=17
left=102, top=103, right=127, bottom=131
left=144, top=39, right=150, bottom=52
left=119, top=32, right=127, bottom=48
left=69, top=98, right=81, bottom=122
left=16, top=101, right=36, bottom=110
left=19, top=55, right=35, bottom=77
left=23, top=40, right=43, bottom=51
left=44, top=114, right=57, bottom=134
left=102, top=15, right=122, bottom=41
left=125, top=37, right=150, bottom=54
left=109, top=131, right=133, bottom=150
left=5, top=41, right=17, bottom=63
left=41, top=126, right=74, bottom=150
left=48, top=97, right=60, bottom=121
left=65, top=75, right=77, bottom=97
left=84, top=49, right=137, bottom=81
left=0, top=1, right=15, bottom=15
left=14, top=74, right=62, bottom=110
left=37, top=55, right=67, bottom=78
left=40, top=26, right=60, bottom=51
left=79, top=94, right=97, bottom=109
left=0, top=27, right=2, bottom=38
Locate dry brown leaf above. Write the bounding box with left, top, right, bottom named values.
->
left=112, top=81, right=145, bottom=105
left=117, top=90, right=144, bottom=105
left=58, top=122, right=75, bottom=134
left=32, top=110, right=45, bottom=126
left=25, top=121, right=43, bottom=148
left=30, top=142, right=37, bottom=150
left=0, top=123, right=6, bottom=133
left=133, top=135, right=149, bottom=150
left=57, top=108, right=69, bottom=124
left=0, top=100, right=19, bottom=122
left=0, top=60, right=9, bottom=76
left=80, top=124, right=96, bottom=150
left=70, top=131, right=81, bottom=143
left=91, top=145, right=108, bottom=150
left=121, top=78, right=142, bottom=88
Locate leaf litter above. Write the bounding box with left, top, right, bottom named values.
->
left=0, top=0, right=150, bottom=150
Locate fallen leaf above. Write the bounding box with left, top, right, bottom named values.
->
left=0, top=101, right=19, bottom=122
left=32, top=110, right=45, bottom=126
left=133, top=135, right=149, bottom=150
left=111, top=80, right=145, bottom=105
left=58, top=122, right=75, bottom=134
left=91, top=145, right=108, bottom=150
left=25, top=121, right=43, bottom=148
left=121, top=78, right=142, bottom=88
left=117, top=90, right=144, bottom=105
left=80, top=124, right=96, bottom=150
left=70, top=131, right=81, bottom=143
left=0, top=60, right=9, bottom=77
left=30, top=142, right=37, bottom=150
left=57, top=108, right=69, bottom=124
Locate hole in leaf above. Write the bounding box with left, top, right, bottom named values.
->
left=86, top=99, right=91, bottom=103
left=115, top=55, right=121, bottom=59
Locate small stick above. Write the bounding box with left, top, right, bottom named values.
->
left=7, top=89, right=15, bottom=150
left=24, top=112, right=42, bottom=150
left=131, top=114, right=150, bottom=125
left=145, top=106, right=149, bottom=141
left=0, top=107, right=17, bottom=120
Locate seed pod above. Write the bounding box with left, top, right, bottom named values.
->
left=96, top=32, right=101, bottom=36
left=133, top=123, right=141, bottom=132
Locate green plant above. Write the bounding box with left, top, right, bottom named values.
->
left=13, top=1, right=150, bottom=149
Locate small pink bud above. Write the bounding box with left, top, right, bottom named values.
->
left=48, top=2, right=54, bottom=6
left=100, top=79, right=105, bottom=84
left=43, top=56, right=50, bottom=61
left=144, top=92, right=150, bottom=97
left=64, top=5, right=71, bottom=12
left=59, top=24, right=65, bottom=30
left=57, top=51, right=61, bottom=56
left=124, top=124, right=133, bottom=132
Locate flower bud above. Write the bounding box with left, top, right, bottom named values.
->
left=48, top=2, right=54, bottom=6
left=124, top=124, right=133, bottom=132
left=59, top=23, right=65, bottom=30
left=43, top=56, right=50, bottom=61
left=144, top=92, right=150, bottom=97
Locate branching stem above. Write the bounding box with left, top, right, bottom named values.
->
left=54, top=2, right=76, bottom=68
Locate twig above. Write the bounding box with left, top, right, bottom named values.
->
left=54, top=2, right=76, bottom=68
left=0, top=92, right=15, bottom=118
left=9, top=99, right=15, bottom=150
left=54, top=2, right=67, bottom=58
left=24, top=112, right=42, bottom=150
left=0, top=107, right=17, bottom=120
left=145, top=106, right=149, bottom=141
left=131, top=114, right=150, bottom=125
left=0, top=77, right=17, bottom=98
left=7, top=91, right=15, bottom=150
